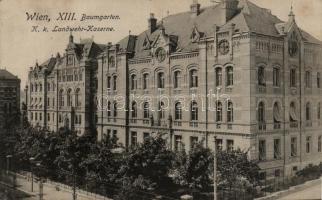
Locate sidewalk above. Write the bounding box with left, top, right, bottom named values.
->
left=2, top=172, right=112, bottom=200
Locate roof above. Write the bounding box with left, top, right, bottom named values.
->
left=0, top=69, right=19, bottom=80
left=116, top=0, right=321, bottom=58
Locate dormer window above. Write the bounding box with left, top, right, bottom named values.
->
left=67, top=54, right=74, bottom=65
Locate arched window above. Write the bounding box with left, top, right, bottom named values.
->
left=227, top=101, right=233, bottom=122
left=306, top=102, right=311, bottom=121
left=158, top=72, right=165, bottom=89
left=226, top=66, right=233, bottom=86
left=107, top=101, right=111, bottom=117
left=290, top=68, right=296, bottom=87
left=131, top=101, right=137, bottom=118
left=273, top=102, right=282, bottom=123
left=113, top=75, right=117, bottom=91
left=174, top=71, right=181, bottom=88
left=107, top=76, right=111, bottom=89
left=59, top=89, right=64, bottom=107
left=67, top=89, right=72, bottom=107
left=289, top=102, right=297, bottom=122
left=75, top=88, right=80, bottom=107
left=113, top=102, right=117, bottom=117
left=317, top=72, right=321, bottom=88
left=191, top=101, right=198, bottom=121
left=273, top=67, right=280, bottom=87
left=258, top=66, right=265, bottom=86
left=216, top=101, right=223, bottom=122
left=143, top=73, right=149, bottom=90
left=175, top=102, right=182, bottom=120
left=215, top=67, right=222, bottom=87
left=258, top=102, right=265, bottom=122
left=158, top=101, right=165, bottom=119
left=143, top=102, right=149, bottom=119
left=131, top=74, right=137, bottom=90
left=190, top=69, right=198, bottom=88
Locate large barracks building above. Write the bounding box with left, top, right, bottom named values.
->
left=27, top=0, right=322, bottom=177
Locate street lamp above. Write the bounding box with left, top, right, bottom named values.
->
left=29, top=157, right=35, bottom=192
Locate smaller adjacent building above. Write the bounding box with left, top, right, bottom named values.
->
left=0, top=69, right=21, bottom=130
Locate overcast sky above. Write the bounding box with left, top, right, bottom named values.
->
left=0, top=0, right=321, bottom=88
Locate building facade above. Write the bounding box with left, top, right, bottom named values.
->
left=27, top=0, right=322, bottom=177
left=0, top=69, right=21, bottom=131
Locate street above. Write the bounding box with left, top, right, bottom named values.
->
left=278, top=181, right=322, bottom=200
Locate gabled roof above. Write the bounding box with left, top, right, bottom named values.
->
left=0, top=69, right=19, bottom=80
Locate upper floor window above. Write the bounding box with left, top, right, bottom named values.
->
left=47, top=83, right=51, bottom=91
left=131, top=101, right=137, bottom=118
left=216, top=101, right=223, bottom=122
left=190, top=101, right=198, bottom=121
left=227, top=101, right=233, bottom=122
left=290, top=102, right=298, bottom=122
left=107, top=76, right=111, bottom=89
left=290, top=68, right=296, bottom=87
left=273, top=67, right=280, bottom=87
left=75, top=88, right=81, bottom=107
left=189, top=69, right=198, bottom=88
left=143, top=73, right=149, bottom=90
left=143, top=102, right=149, bottom=119
left=109, top=56, right=115, bottom=67
left=215, top=68, right=222, bottom=87
left=226, top=66, right=233, bottom=86
left=59, top=90, right=64, bottom=107
left=258, top=102, right=265, bottom=122
left=67, top=89, right=72, bottom=107
left=39, top=84, right=43, bottom=92
left=158, top=72, right=165, bottom=89
left=107, top=101, right=111, bottom=117
left=131, top=74, right=137, bottom=90
left=258, top=66, right=265, bottom=86
left=306, top=102, right=311, bottom=121
left=158, top=101, right=165, bottom=119
left=175, top=102, right=182, bottom=120
left=317, top=72, right=321, bottom=88
left=113, top=102, right=118, bottom=117
left=273, top=102, right=282, bottom=123
left=173, top=71, right=181, bottom=88
left=113, top=76, right=117, bottom=91
left=305, top=71, right=312, bottom=88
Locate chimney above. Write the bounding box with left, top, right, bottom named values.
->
left=69, top=31, right=74, bottom=43
left=148, top=13, right=157, bottom=34
left=190, top=0, right=201, bottom=18
left=220, top=0, right=239, bottom=25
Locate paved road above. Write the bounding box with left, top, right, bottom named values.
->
left=278, top=181, right=322, bottom=200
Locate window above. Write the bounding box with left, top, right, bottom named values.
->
left=131, top=132, right=137, bottom=146
left=306, top=136, right=311, bottom=153
left=39, top=113, right=42, bottom=121
left=215, top=68, right=222, bottom=87
left=273, top=102, right=282, bottom=124
left=109, top=56, right=115, bottom=67
left=47, top=113, right=50, bottom=121
left=47, top=83, right=51, bottom=91
left=289, top=102, right=298, bottom=122
left=190, top=136, right=198, bottom=149
left=227, top=101, right=233, bottom=122
left=258, top=102, right=265, bottom=122
left=59, top=90, right=64, bottom=107
left=131, top=74, right=137, bottom=90
left=173, top=71, right=181, bottom=88
left=258, top=66, right=265, bottom=86
left=191, top=101, right=198, bottom=121
left=158, top=101, right=165, bottom=119
left=306, top=102, right=311, bottom=121
left=75, top=88, right=80, bottom=107
left=143, top=102, right=149, bottom=119
left=158, top=72, right=165, bottom=89
left=305, top=71, right=311, bottom=88
left=175, top=102, right=182, bottom=120
left=174, top=135, right=182, bottom=151
left=318, top=136, right=321, bottom=152
left=318, top=103, right=321, bottom=120
left=273, top=67, right=280, bottom=87
left=143, top=132, right=150, bottom=141
left=317, top=72, right=321, bottom=88
left=274, top=139, right=281, bottom=159
left=113, top=76, right=117, bottom=91
left=107, top=76, right=111, bottom=89
left=113, top=102, right=117, bottom=117
left=131, top=101, right=137, bottom=118
left=67, top=89, right=72, bottom=107
left=107, top=101, right=111, bottom=117
left=74, top=71, right=78, bottom=81
left=143, top=73, right=149, bottom=90
left=35, top=112, right=38, bottom=120
left=216, top=139, right=223, bottom=150
left=226, top=66, right=233, bottom=86
left=40, top=84, right=43, bottom=92
left=259, top=140, right=266, bottom=160
left=227, top=140, right=234, bottom=151
left=216, top=101, right=223, bottom=122
left=290, top=68, right=296, bottom=87
left=190, top=69, right=198, bottom=88
left=291, top=137, right=297, bottom=157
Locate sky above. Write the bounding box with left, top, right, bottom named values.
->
left=0, top=0, right=321, bottom=88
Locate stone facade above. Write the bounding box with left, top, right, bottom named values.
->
left=27, top=0, right=322, bottom=177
